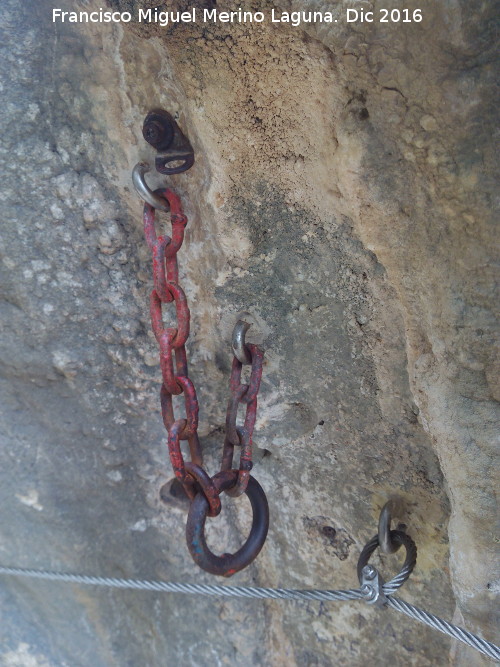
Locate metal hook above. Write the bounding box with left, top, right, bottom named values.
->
left=232, top=320, right=252, bottom=365
left=378, top=499, right=404, bottom=554
left=131, top=162, right=170, bottom=212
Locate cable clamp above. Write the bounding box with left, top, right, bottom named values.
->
left=360, top=564, right=388, bottom=607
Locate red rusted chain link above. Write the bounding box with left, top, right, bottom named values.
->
left=143, top=188, right=267, bottom=569
left=144, top=190, right=202, bottom=496
left=221, top=344, right=264, bottom=497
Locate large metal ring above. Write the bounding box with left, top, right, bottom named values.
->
left=357, top=530, right=417, bottom=595
left=132, top=162, right=170, bottom=212
left=186, top=470, right=269, bottom=577
left=378, top=499, right=403, bottom=554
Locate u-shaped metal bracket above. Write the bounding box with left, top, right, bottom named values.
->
left=132, top=162, right=170, bottom=212
left=232, top=320, right=252, bottom=365
left=143, top=109, right=194, bottom=175
left=378, top=499, right=404, bottom=554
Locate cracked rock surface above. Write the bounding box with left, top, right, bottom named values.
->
left=0, top=0, right=497, bottom=665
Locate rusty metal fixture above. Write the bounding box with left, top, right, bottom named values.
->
left=221, top=344, right=264, bottom=498
left=143, top=109, right=194, bottom=175
left=186, top=470, right=269, bottom=577
left=135, top=170, right=267, bottom=576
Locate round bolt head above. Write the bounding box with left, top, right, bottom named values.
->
left=143, top=119, right=164, bottom=146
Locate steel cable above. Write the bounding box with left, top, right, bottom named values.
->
left=386, top=597, right=500, bottom=662
left=0, top=566, right=363, bottom=602
left=0, top=566, right=498, bottom=661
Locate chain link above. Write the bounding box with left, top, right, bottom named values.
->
left=221, top=345, right=264, bottom=497
left=144, top=191, right=202, bottom=499
left=142, top=187, right=267, bottom=574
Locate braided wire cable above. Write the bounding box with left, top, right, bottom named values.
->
left=387, top=597, right=500, bottom=662
left=0, top=566, right=363, bottom=602
left=0, top=565, right=499, bottom=660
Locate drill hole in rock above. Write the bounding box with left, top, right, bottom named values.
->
left=160, top=478, right=191, bottom=507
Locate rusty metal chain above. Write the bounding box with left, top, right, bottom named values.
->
left=136, top=168, right=268, bottom=576
left=221, top=342, right=264, bottom=497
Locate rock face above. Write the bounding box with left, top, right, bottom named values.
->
left=0, top=0, right=497, bottom=665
